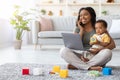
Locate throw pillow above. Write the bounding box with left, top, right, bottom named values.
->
left=39, top=16, right=53, bottom=31
left=109, top=19, right=120, bottom=33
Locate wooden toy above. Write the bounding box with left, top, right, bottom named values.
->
left=49, top=71, right=55, bottom=74
left=60, top=69, right=68, bottom=78
left=52, top=66, right=60, bottom=73
left=22, top=68, right=29, bottom=75
left=59, top=10, right=63, bottom=16
left=107, top=0, right=114, bottom=3
left=102, top=67, right=112, bottom=75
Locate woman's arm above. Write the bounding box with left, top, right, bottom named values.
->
left=104, top=36, right=116, bottom=50
left=73, top=21, right=84, bottom=39
left=104, top=31, right=116, bottom=50
left=99, top=42, right=109, bottom=47
left=90, top=32, right=116, bottom=54
left=77, top=21, right=84, bottom=38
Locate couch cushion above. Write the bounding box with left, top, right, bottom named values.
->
left=38, top=31, right=72, bottom=38
left=109, top=19, right=120, bottom=33
left=110, top=33, right=120, bottom=39
left=51, top=16, right=77, bottom=31
left=97, top=16, right=112, bottom=31
left=109, top=19, right=120, bottom=39
left=39, top=16, right=53, bottom=31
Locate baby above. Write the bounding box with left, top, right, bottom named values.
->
left=81, top=19, right=110, bottom=62
left=89, top=19, right=110, bottom=51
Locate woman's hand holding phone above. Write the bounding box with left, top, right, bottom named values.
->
left=77, top=20, right=84, bottom=31
left=77, top=20, right=84, bottom=37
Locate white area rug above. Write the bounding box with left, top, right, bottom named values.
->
left=0, top=63, right=120, bottom=80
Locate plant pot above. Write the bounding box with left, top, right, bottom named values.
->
left=14, top=40, right=22, bottom=49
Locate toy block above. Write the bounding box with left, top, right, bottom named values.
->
left=60, top=69, right=68, bottom=78
left=102, top=67, right=112, bottom=75
left=33, top=68, right=44, bottom=76
left=52, top=66, right=60, bottom=73
left=22, top=68, right=29, bottom=75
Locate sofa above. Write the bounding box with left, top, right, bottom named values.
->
left=31, top=16, right=120, bottom=48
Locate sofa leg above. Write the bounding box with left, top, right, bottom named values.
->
left=39, top=45, right=42, bottom=49
left=34, top=44, right=42, bottom=50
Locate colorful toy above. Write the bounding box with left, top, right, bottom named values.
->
left=52, top=66, right=60, bottom=73
left=87, top=70, right=101, bottom=77
left=33, top=68, right=44, bottom=76
left=90, top=37, right=97, bottom=43
left=59, top=69, right=68, bottom=78
left=49, top=71, right=55, bottom=74
left=22, top=68, right=29, bottom=75
left=102, top=67, right=112, bottom=75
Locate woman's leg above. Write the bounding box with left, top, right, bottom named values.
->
left=60, top=47, right=91, bottom=70
left=87, top=49, right=112, bottom=66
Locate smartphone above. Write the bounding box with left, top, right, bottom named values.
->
left=80, top=22, right=84, bottom=27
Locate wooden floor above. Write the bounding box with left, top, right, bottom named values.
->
left=0, top=45, right=120, bottom=67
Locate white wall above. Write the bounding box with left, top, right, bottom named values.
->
left=0, top=0, right=120, bottom=48
left=35, top=0, right=120, bottom=17
left=0, top=19, right=14, bottom=48
left=0, top=0, right=35, bottom=48
left=0, top=19, right=32, bottom=48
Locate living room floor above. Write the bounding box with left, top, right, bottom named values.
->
left=0, top=45, right=120, bottom=67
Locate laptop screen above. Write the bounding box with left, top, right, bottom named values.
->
left=62, top=33, right=84, bottom=50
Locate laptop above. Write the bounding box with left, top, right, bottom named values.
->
left=62, top=33, right=84, bottom=50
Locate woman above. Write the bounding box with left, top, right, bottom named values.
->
left=60, top=7, right=116, bottom=71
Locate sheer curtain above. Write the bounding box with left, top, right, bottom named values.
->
left=0, top=0, right=35, bottom=47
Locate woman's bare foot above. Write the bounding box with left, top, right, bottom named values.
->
left=89, top=66, right=102, bottom=72
left=67, top=64, right=78, bottom=70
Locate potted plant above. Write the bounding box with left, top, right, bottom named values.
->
left=10, top=5, right=30, bottom=49
left=41, top=9, right=46, bottom=15
left=102, top=10, right=107, bottom=16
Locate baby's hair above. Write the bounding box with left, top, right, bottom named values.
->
left=96, top=19, right=107, bottom=28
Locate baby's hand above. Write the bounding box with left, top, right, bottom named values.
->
left=80, top=56, right=89, bottom=62
left=90, top=37, right=99, bottom=45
